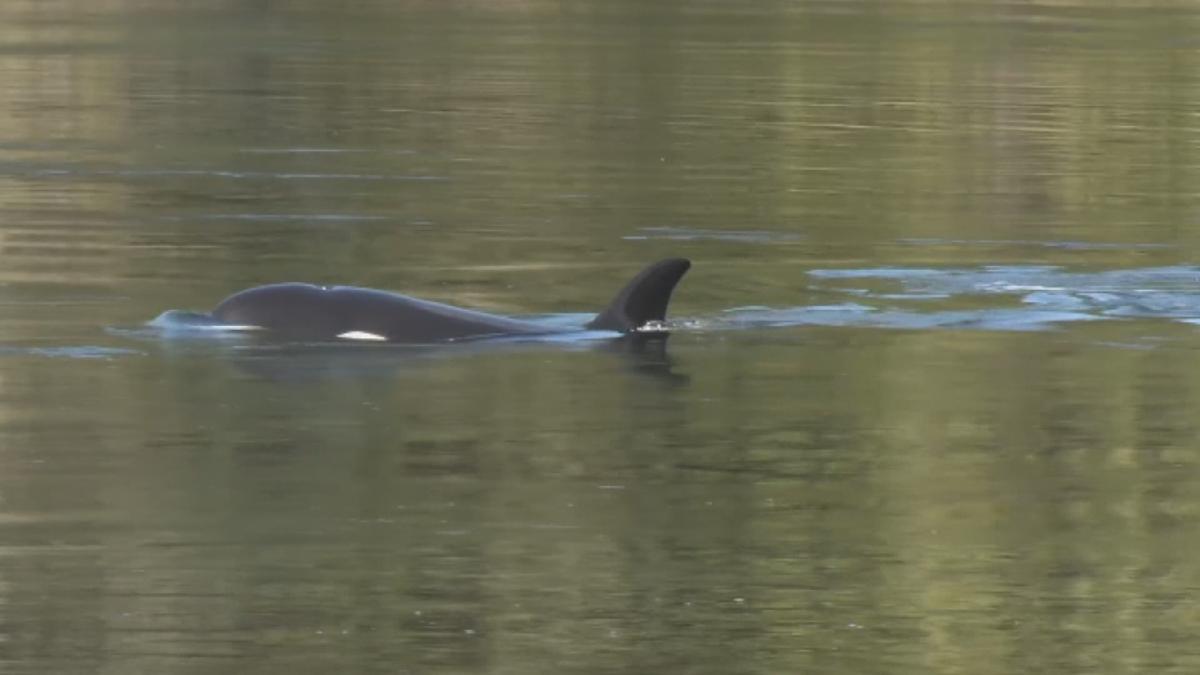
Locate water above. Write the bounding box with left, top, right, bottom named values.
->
left=3, top=1, right=1200, bottom=673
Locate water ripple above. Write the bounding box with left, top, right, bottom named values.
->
left=0, top=165, right=447, bottom=182
left=898, top=238, right=1171, bottom=251
left=0, top=345, right=142, bottom=359
left=624, top=227, right=803, bottom=243
left=807, top=265, right=1200, bottom=326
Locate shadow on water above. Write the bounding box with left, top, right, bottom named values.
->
left=105, top=313, right=689, bottom=383
left=222, top=336, right=688, bottom=384
left=603, top=334, right=689, bottom=385
left=220, top=336, right=688, bottom=384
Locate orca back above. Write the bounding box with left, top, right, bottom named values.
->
left=213, top=283, right=549, bottom=342
left=206, top=258, right=692, bottom=343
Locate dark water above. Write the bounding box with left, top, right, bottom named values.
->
left=4, top=1, right=1200, bottom=673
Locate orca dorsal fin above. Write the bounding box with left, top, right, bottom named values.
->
left=587, top=258, right=691, bottom=332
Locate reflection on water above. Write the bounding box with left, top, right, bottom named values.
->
left=3, top=0, right=1200, bottom=673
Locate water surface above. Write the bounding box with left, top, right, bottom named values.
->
left=3, top=1, right=1200, bottom=674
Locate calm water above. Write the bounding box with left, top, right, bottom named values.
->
left=3, top=1, right=1200, bottom=673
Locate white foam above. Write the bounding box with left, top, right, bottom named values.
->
left=634, top=320, right=670, bottom=333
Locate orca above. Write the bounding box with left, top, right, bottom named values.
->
left=204, top=258, right=691, bottom=343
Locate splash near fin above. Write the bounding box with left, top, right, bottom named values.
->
left=586, top=258, right=691, bottom=332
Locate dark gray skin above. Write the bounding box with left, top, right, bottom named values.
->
left=209, top=258, right=691, bottom=343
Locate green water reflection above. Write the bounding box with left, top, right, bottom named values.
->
left=2, top=1, right=1200, bottom=674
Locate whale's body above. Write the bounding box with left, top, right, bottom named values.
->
left=206, top=258, right=691, bottom=343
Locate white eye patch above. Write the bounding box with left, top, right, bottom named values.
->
left=336, top=331, right=387, bottom=341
